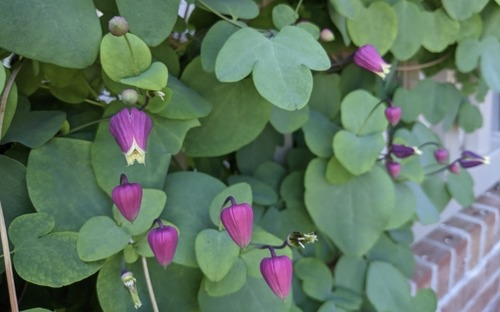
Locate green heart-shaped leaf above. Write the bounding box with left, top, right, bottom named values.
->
left=120, top=62, right=168, bottom=91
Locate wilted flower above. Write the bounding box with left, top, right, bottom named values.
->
left=386, top=159, right=401, bottom=178
left=220, top=196, right=253, bottom=248
left=148, top=219, right=179, bottom=268
left=287, top=232, right=318, bottom=248
left=458, top=151, right=489, bottom=168
left=434, top=148, right=448, bottom=164
left=260, top=254, right=293, bottom=300
left=109, top=16, right=129, bottom=36
left=448, top=162, right=460, bottom=174
left=390, top=144, right=421, bottom=158
left=121, top=270, right=142, bottom=309
left=109, top=107, right=153, bottom=166
left=385, top=105, right=401, bottom=126
left=112, top=174, right=142, bottom=223
left=320, top=28, right=335, bottom=42
left=353, top=45, right=391, bottom=79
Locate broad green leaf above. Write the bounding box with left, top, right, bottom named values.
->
left=201, top=21, right=240, bottom=72
left=347, top=2, right=398, bottom=55
left=422, top=9, right=459, bottom=52
left=333, top=131, right=385, bottom=175
left=386, top=182, right=415, bottom=229
left=195, top=229, right=240, bottom=281
left=328, top=4, right=351, bottom=46
left=270, top=105, right=309, bottom=134
left=77, top=216, right=131, bottom=262
left=458, top=102, right=482, bottom=133
left=254, top=162, right=287, bottom=191
left=406, top=181, right=439, bottom=225
left=236, top=126, right=282, bottom=175
left=1, top=99, right=66, bottom=148
left=442, top=0, right=488, bottom=21
left=456, top=38, right=481, bottom=73
left=480, top=36, right=500, bottom=92
left=366, top=261, right=413, bottom=312
left=14, top=232, right=102, bottom=287
left=308, top=74, right=341, bottom=119
left=158, top=76, right=212, bottom=120
left=9, top=213, right=54, bottom=247
left=182, top=58, right=271, bottom=156
left=0, top=0, right=101, bottom=68
left=228, top=175, right=278, bottom=206
left=391, top=1, right=423, bottom=60
left=215, top=26, right=330, bottom=110
left=0, top=74, right=18, bottom=139
left=259, top=200, right=316, bottom=239
left=272, top=4, right=298, bottom=30
left=422, top=176, right=450, bottom=212
left=100, top=33, right=152, bottom=82
left=302, top=110, right=340, bottom=158
left=447, top=169, right=474, bottom=206
left=295, top=257, right=333, bottom=301
left=305, top=159, right=394, bottom=256
left=49, top=74, right=89, bottom=104
left=113, top=189, right=167, bottom=236
left=120, top=62, right=168, bottom=91
left=198, top=0, right=259, bottom=19
left=326, top=156, right=354, bottom=184
left=393, top=88, right=423, bottom=123
left=205, top=259, right=247, bottom=296
left=415, top=79, right=461, bottom=125
left=457, top=14, right=483, bottom=41
left=97, top=255, right=202, bottom=312
left=151, top=41, right=180, bottom=76
left=21, top=309, right=52, bottom=312
left=366, top=234, right=415, bottom=277
left=333, top=255, right=367, bottom=293
left=412, top=288, right=437, bottom=312
left=318, top=301, right=347, bottom=312
left=330, top=287, right=363, bottom=310
left=482, top=6, right=500, bottom=40
left=280, top=172, right=305, bottom=203
left=340, top=64, right=376, bottom=96
left=162, top=171, right=226, bottom=267
left=329, top=0, right=362, bottom=19
left=296, top=22, right=320, bottom=39
left=116, top=0, right=180, bottom=47
left=27, top=138, right=112, bottom=231
left=340, top=90, right=387, bottom=135
left=39, top=63, right=80, bottom=88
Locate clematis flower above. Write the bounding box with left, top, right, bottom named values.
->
left=109, top=107, right=153, bottom=166
left=148, top=219, right=179, bottom=268
left=458, top=151, right=489, bottom=168
left=121, top=270, right=142, bottom=309
left=287, top=231, right=318, bottom=248
left=353, top=45, right=391, bottom=79
left=385, top=105, right=401, bottom=126
left=434, top=148, right=448, bottom=164
left=260, top=254, right=293, bottom=300
left=220, top=196, right=253, bottom=248
left=390, top=144, right=422, bottom=158
left=448, top=162, right=460, bottom=174
left=386, top=159, right=401, bottom=178
left=112, top=174, right=142, bottom=223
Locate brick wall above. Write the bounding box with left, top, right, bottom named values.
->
left=410, top=185, right=500, bottom=312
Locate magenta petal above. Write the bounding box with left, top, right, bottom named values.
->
left=148, top=225, right=178, bottom=267
left=260, top=256, right=293, bottom=299
left=386, top=160, right=401, bottom=178
left=434, top=149, right=448, bottom=164
left=353, top=45, right=390, bottom=78
left=109, top=108, right=135, bottom=153
left=220, top=203, right=253, bottom=248
left=130, top=108, right=153, bottom=151
left=390, top=144, right=417, bottom=158
left=385, top=106, right=401, bottom=126
left=112, top=178, right=142, bottom=222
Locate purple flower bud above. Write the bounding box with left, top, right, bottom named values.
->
left=112, top=174, right=142, bottom=222
left=260, top=255, right=293, bottom=300
left=109, top=16, right=129, bottom=36
left=220, top=196, right=253, bottom=248
left=458, top=150, right=489, bottom=168
left=448, top=162, right=460, bottom=174
left=109, top=107, right=153, bottom=166
left=353, top=45, right=391, bottom=79
left=320, top=28, right=335, bottom=42
left=390, top=144, right=421, bottom=158
left=385, top=106, right=401, bottom=126
left=148, top=220, right=179, bottom=268
left=434, top=148, right=448, bottom=164
left=386, top=159, right=401, bottom=178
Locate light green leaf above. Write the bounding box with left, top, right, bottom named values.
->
left=305, top=159, right=394, bottom=256
left=457, top=14, right=483, bottom=41
left=295, top=257, right=333, bottom=301
left=456, top=38, right=481, bottom=73
left=270, top=105, right=309, bottom=134
left=9, top=213, right=54, bottom=247
left=329, top=0, right=362, bottom=19
left=204, top=259, right=247, bottom=297
left=422, top=9, right=459, bottom=52
left=458, top=102, right=482, bottom=133
left=367, top=234, right=415, bottom=277
left=235, top=126, right=282, bottom=175
left=198, top=0, right=259, bottom=19
left=422, top=176, right=451, bottom=212
left=406, top=181, right=439, bottom=225
left=386, top=182, right=415, bottom=229
left=447, top=169, right=474, bottom=206
left=302, top=110, right=340, bottom=158
left=326, top=156, right=354, bottom=184
left=328, top=4, right=351, bottom=46
left=442, top=0, right=488, bottom=21
left=333, top=131, right=385, bottom=175
left=347, top=2, right=398, bottom=55
left=0, top=73, right=18, bottom=139
left=272, top=4, right=298, bottom=30
left=195, top=229, right=240, bottom=281
left=480, top=36, right=500, bottom=92
left=215, top=26, right=330, bottom=110
left=333, top=255, right=367, bottom=293
left=201, top=21, right=240, bottom=72
left=116, top=0, right=180, bottom=47
left=228, top=175, right=278, bottom=206
left=308, top=74, right=342, bottom=119
left=412, top=288, right=437, bottom=312
left=120, top=62, right=168, bottom=91
left=340, top=90, right=387, bottom=135
left=208, top=183, right=252, bottom=227
left=393, top=87, right=422, bottom=123
left=0, top=0, right=101, bottom=68
left=391, top=1, right=424, bottom=60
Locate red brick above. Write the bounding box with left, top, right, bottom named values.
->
left=462, top=205, right=497, bottom=254
left=464, top=274, right=499, bottom=312
left=428, top=228, right=468, bottom=286
left=411, top=258, right=433, bottom=289
left=445, top=217, right=482, bottom=270
left=413, top=239, right=450, bottom=297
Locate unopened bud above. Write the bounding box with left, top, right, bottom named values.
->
left=109, top=16, right=129, bottom=36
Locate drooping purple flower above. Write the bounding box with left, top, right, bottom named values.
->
left=448, top=162, right=460, bottom=174
left=386, top=159, right=401, bottom=178
left=220, top=196, right=253, bottom=248
left=353, top=45, right=391, bottom=79
left=390, top=144, right=421, bottom=158
left=109, top=107, right=153, bottom=166
left=385, top=105, right=401, bottom=126
left=260, top=254, right=293, bottom=300
left=148, top=219, right=179, bottom=268
left=458, top=150, right=489, bottom=168
left=112, top=174, right=142, bottom=223
left=434, top=148, right=448, bottom=164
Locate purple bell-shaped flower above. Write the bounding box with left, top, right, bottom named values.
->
left=112, top=174, right=142, bottom=223
left=390, top=144, right=421, bottom=158
left=220, top=196, right=253, bottom=248
left=385, top=105, right=401, bottom=126
left=386, top=159, right=401, bottom=178
left=260, top=252, right=293, bottom=300
left=434, top=148, right=448, bottom=164
left=458, top=151, right=489, bottom=168
left=353, top=45, right=391, bottom=79
left=148, top=219, right=179, bottom=268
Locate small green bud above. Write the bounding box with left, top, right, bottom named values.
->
left=121, top=89, right=139, bottom=105
left=109, top=16, right=129, bottom=36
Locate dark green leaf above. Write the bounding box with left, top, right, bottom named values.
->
left=270, top=105, right=309, bottom=134
left=367, top=233, right=415, bottom=277
left=456, top=38, right=481, bottom=73
left=302, top=110, right=339, bottom=158
left=308, top=74, right=341, bottom=119
left=198, top=0, right=259, bottom=19
left=480, top=36, right=500, bottom=92
left=236, top=126, right=282, bottom=175
left=8, top=212, right=54, bottom=246
left=406, top=181, right=439, bottom=225
left=447, top=169, right=474, bottom=206
left=228, top=175, right=278, bottom=206
left=295, top=257, right=333, bottom=301
left=204, top=259, right=247, bottom=296
left=333, top=255, right=367, bottom=293
left=329, top=0, right=362, bottom=19
left=386, top=182, right=415, bottom=229
left=458, top=102, right=482, bottom=132
left=391, top=1, right=424, bottom=60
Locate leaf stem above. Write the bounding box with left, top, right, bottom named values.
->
left=0, top=200, right=19, bottom=312
left=356, top=99, right=387, bottom=135
left=396, top=54, right=450, bottom=71
left=142, top=256, right=159, bottom=312
left=198, top=0, right=245, bottom=28
left=294, top=0, right=304, bottom=14
left=0, top=59, right=24, bottom=138
left=124, top=34, right=139, bottom=75
left=84, top=98, right=106, bottom=107
left=64, top=117, right=110, bottom=135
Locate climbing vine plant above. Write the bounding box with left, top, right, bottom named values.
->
left=0, top=0, right=498, bottom=311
